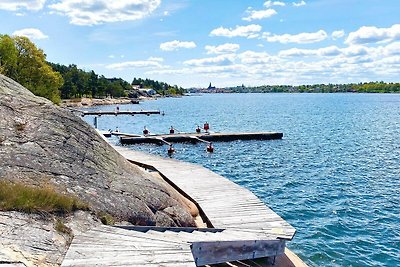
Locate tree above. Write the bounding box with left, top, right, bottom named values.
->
left=0, top=34, right=18, bottom=78
left=0, top=35, right=63, bottom=103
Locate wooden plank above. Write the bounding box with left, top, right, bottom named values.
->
left=191, top=240, right=285, bottom=266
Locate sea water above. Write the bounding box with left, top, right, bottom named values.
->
left=84, top=93, right=400, bottom=267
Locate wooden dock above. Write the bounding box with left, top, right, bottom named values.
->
left=119, top=132, right=283, bottom=145
left=81, top=110, right=160, bottom=116
left=62, top=142, right=296, bottom=266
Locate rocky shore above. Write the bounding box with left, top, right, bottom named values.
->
left=60, top=97, right=135, bottom=107
left=0, top=74, right=196, bottom=265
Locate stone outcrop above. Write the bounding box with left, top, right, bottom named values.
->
left=0, top=74, right=195, bottom=227
left=0, top=211, right=99, bottom=266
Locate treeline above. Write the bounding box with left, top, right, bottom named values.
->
left=132, top=77, right=185, bottom=95
left=0, top=34, right=184, bottom=104
left=228, top=82, right=400, bottom=93
left=49, top=63, right=130, bottom=99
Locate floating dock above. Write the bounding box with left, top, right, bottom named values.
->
left=62, top=140, right=296, bottom=266
left=81, top=110, right=161, bottom=116
left=119, top=132, right=283, bottom=145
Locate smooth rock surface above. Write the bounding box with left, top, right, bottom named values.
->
left=0, top=74, right=195, bottom=227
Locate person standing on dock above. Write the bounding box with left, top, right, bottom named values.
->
left=170, top=126, right=175, bottom=134
left=196, top=125, right=201, bottom=133
left=143, top=126, right=149, bottom=135
left=204, top=122, right=209, bottom=133
left=116, top=106, right=120, bottom=112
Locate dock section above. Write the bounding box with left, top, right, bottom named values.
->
left=81, top=110, right=160, bottom=116
left=62, top=143, right=296, bottom=266
left=120, top=132, right=283, bottom=145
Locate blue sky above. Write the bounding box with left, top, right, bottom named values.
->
left=0, top=0, right=400, bottom=88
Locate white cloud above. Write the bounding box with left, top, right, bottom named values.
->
left=293, top=1, right=306, bottom=7
left=160, top=40, right=196, bottom=51
left=184, top=54, right=236, bottom=67
left=205, top=43, right=240, bottom=54
left=243, top=8, right=277, bottom=21
left=342, top=45, right=370, bottom=57
left=383, top=42, right=400, bottom=56
left=238, top=50, right=277, bottom=64
left=12, top=28, right=48, bottom=40
left=279, top=47, right=316, bottom=57
left=345, top=24, right=400, bottom=45
left=318, top=46, right=342, bottom=56
left=210, top=24, right=262, bottom=39
left=148, top=41, right=400, bottom=86
left=264, top=1, right=286, bottom=8
left=264, top=30, right=328, bottom=44
left=332, top=30, right=345, bottom=40
left=106, top=58, right=163, bottom=70
left=148, top=56, right=164, bottom=62
left=279, top=46, right=342, bottom=57
left=48, top=0, right=161, bottom=26
left=0, top=0, right=45, bottom=11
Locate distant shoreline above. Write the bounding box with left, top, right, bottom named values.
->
left=59, top=96, right=156, bottom=107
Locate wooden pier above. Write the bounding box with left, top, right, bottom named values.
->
left=62, top=137, right=296, bottom=266
left=81, top=110, right=160, bottom=116
left=119, top=132, right=283, bottom=145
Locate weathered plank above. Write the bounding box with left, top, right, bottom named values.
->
left=113, top=146, right=296, bottom=241
left=120, top=132, right=283, bottom=144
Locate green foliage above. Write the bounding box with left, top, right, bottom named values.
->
left=0, top=35, right=63, bottom=104
left=97, top=211, right=115, bottom=225
left=132, top=77, right=185, bottom=95
left=49, top=63, right=129, bottom=99
left=0, top=181, right=89, bottom=214
left=227, top=82, right=400, bottom=93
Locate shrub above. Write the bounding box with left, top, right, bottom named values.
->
left=98, top=211, right=115, bottom=225
left=0, top=181, right=89, bottom=214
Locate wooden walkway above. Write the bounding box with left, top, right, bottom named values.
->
left=81, top=110, right=160, bottom=116
left=62, top=226, right=286, bottom=266
left=119, top=132, right=283, bottom=145
left=113, top=146, right=295, bottom=239
left=62, top=141, right=296, bottom=266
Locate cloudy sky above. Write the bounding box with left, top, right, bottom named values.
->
left=0, top=0, right=399, bottom=88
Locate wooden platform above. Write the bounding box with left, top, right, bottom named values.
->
left=81, top=110, right=160, bottom=116
left=119, top=132, right=283, bottom=145
left=62, top=142, right=296, bottom=266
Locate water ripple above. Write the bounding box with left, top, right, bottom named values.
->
left=86, top=93, right=400, bottom=266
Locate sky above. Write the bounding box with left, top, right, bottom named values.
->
left=0, top=0, right=400, bottom=88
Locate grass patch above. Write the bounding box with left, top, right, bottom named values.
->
left=0, top=181, right=89, bottom=214
left=98, top=211, right=115, bottom=225
left=55, top=218, right=73, bottom=235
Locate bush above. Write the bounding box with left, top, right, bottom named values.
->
left=0, top=181, right=89, bottom=214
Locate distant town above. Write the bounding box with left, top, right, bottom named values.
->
left=187, top=82, right=400, bottom=94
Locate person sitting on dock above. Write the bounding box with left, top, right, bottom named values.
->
left=115, top=127, right=120, bottom=133
left=196, top=125, right=201, bottom=133
left=204, top=122, right=210, bottom=133
left=143, top=126, right=149, bottom=135
left=170, top=126, right=175, bottom=134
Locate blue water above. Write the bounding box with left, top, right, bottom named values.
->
left=84, top=94, right=400, bottom=267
